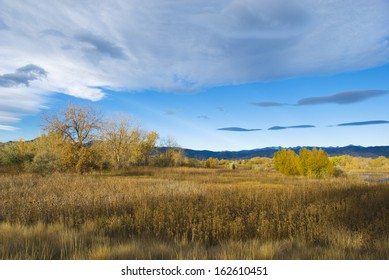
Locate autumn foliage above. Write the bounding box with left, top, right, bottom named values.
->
left=273, top=147, right=334, bottom=177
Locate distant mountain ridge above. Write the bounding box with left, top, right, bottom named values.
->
left=2, top=140, right=389, bottom=160
left=181, top=145, right=389, bottom=160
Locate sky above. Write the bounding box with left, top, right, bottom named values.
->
left=1, top=0, right=389, bottom=151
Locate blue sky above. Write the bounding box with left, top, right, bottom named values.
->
left=1, top=0, right=389, bottom=151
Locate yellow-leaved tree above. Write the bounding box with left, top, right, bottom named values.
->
left=42, top=103, right=103, bottom=173
left=273, top=147, right=334, bottom=178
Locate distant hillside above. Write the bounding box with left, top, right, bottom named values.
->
left=180, top=145, right=389, bottom=160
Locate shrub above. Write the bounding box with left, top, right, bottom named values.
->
left=0, top=142, right=33, bottom=172
left=229, top=162, right=237, bottom=170
left=273, top=148, right=334, bottom=178
left=76, top=147, right=98, bottom=174
left=273, top=149, right=300, bottom=175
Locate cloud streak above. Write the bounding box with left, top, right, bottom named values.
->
left=75, top=32, right=128, bottom=60
left=298, top=90, right=389, bottom=105
left=0, top=125, right=18, bottom=131
left=251, top=102, right=288, bottom=107
left=252, top=90, right=389, bottom=107
left=164, top=109, right=176, bottom=116
left=218, top=121, right=388, bottom=132
left=336, top=120, right=389, bottom=127
left=217, top=127, right=261, bottom=132
left=0, top=18, right=8, bottom=30
left=268, top=125, right=315, bottom=130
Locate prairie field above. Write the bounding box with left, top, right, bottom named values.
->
left=1, top=167, right=389, bottom=260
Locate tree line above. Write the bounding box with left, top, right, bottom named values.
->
left=0, top=104, right=186, bottom=174
left=0, top=103, right=352, bottom=178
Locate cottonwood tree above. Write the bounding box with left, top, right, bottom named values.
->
left=139, top=131, right=158, bottom=166
left=99, top=116, right=159, bottom=168
left=100, top=117, right=138, bottom=169
left=43, top=103, right=102, bottom=147
left=42, top=103, right=103, bottom=173
left=155, top=136, right=184, bottom=167
left=273, top=149, right=300, bottom=175
left=309, top=147, right=334, bottom=177
left=273, top=148, right=334, bottom=178
left=298, top=147, right=313, bottom=176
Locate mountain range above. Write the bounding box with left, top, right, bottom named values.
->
left=179, top=145, right=389, bottom=160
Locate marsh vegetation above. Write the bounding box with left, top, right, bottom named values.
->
left=1, top=166, right=389, bottom=260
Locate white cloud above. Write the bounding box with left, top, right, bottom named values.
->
left=0, top=0, right=389, bottom=129
left=0, top=125, right=18, bottom=131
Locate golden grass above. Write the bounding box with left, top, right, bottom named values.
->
left=1, top=167, right=389, bottom=259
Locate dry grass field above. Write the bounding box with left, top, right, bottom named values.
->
left=1, top=167, right=389, bottom=259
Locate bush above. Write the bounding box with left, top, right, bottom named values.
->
left=0, top=143, right=33, bottom=173
left=229, top=162, right=237, bottom=170
left=273, top=149, right=300, bottom=175
left=76, top=147, right=98, bottom=174
left=183, top=158, right=202, bottom=168
left=273, top=148, right=334, bottom=178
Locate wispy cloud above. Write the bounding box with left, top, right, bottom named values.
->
left=39, top=29, right=66, bottom=38
left=298, top=90, right=389, bottom=105
left=250, top=102, right=288, bottom=107
left=0, top=115, right=20, bottom=123
left=0, top=87, right=48, bottom=132
left=0, top=18, right=8, bottom=30
left=164, top=109, right=176, bottom=115
left=75, top=32, right=128, bottom=60
left=268, top=125, right=315, bottom=130
left=252, top=90, right=389, bottom=108
left=219, top=121, right=388, bottom=132
left=0, top=125, right=18, bottom=131
left=335, top=120, right=389, bottom=127
left=197, top=115, right=209, bottom=120
left=217, top=127, right=261, bottom=132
